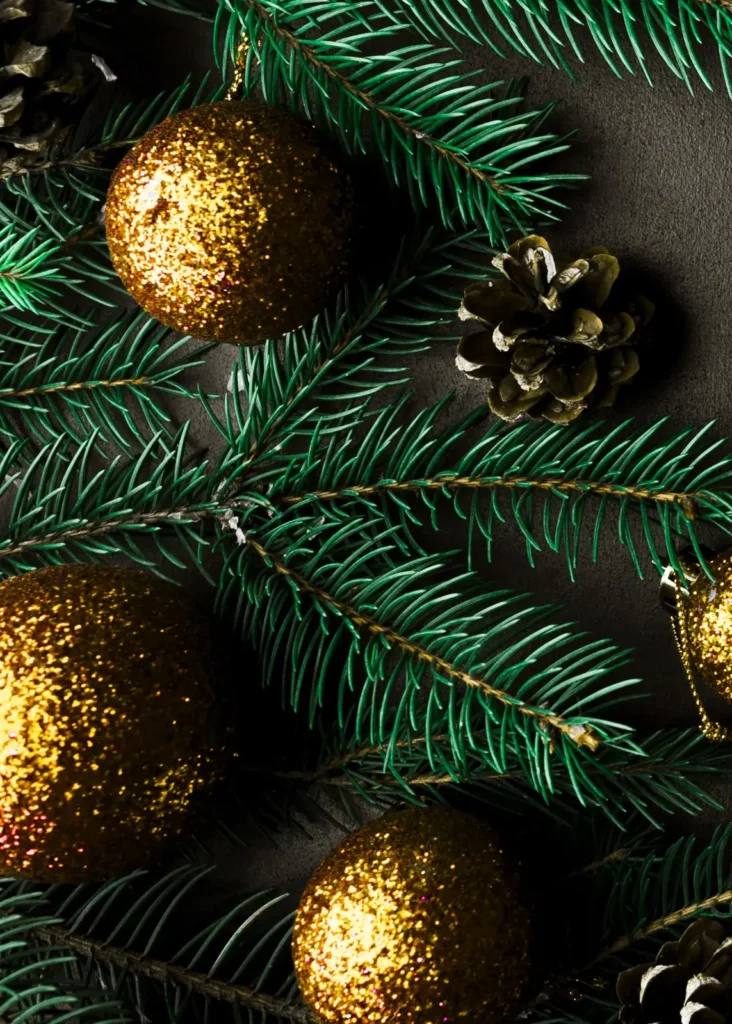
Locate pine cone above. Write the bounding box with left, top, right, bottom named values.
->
left=456, top=235, right=654, bottom=425
left=617, top=919, right=732, bottom=1024
left=0, top=0, right=97, bottom=178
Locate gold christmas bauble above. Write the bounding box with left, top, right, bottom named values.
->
left=0, top=563, right=221, bottom=882
left=105, top=101, right=354, bottom=345
left=292, top=807, right=532, bottom=1024
left=684, top=549, right=732, bottom=701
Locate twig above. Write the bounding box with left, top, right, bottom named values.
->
left=0, top=376, right=150, bottom=399
left=240, top=280, right=394, bottom=468
left=0, top=506, right=224, bottom=560
left=279, top=476, right=701, bottom=518
left=595, top=889, right=732, bottom=960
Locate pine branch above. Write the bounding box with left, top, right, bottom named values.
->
left=599, top=825, right=732, bottom=956
left=220, top=0, right=580, bottom=240
left=270, top=401, right=732, bottom=581
left=0, top=223, right=105, bottom=325
left=0, top=77, right=225, bottom=231
left=210, top=229, right=497, bottom=493
left=0, top=431, right=239, bottom=579
left=3, top=868, right=304, bottom=1024
left=34, top=925, right=312, bottom=1023
left=220, top=497, right=657, bottom=814
left=598, top=890, right=732, bottom=960
left=245, top=534, right=598, bottom=747
left=298, top=728, right=732, bottom=827
left=0, top=889, right=127, bottom=1024
left=0, top=310, right=214, bottom=457
left=280, top=474, right=700, bottom=516
left=383, top=0, right=732, bottom=99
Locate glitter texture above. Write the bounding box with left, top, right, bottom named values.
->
left=0, top=564, right=220, bottom=882
left=106, top=101, right=354, bottom=345
left=686, top=549, right=732, bottom=701
left=292, top=807, right=532, bottom=1024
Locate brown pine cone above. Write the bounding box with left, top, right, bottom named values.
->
left=617, top=918, right=732, bottom=1024
left=0, top=0, right=99, bottom=178
left=456, top=234, right=654, bottom=425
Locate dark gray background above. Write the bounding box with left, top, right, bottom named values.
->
left=89, top=7, right=732, bottom=886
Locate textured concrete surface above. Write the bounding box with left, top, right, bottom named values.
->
left=84, top=7, right=732, bottom=883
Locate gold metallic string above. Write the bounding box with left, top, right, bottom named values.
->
left=226, top=34, right=251, bottom=101
left=671, top=600, right=732, bottom=742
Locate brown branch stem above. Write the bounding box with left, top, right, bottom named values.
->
left=4, top=138, right=143, bottom=180
left=245, top=537, right=600, bottom=749
left=596, top=890, right=732, bottom=961
left=0, top=376, right=150, bottom=399
left=35, top=925, right=313, bottom=1023
left=0, top=506, right=224, bottom=561
left=279, top=476, right=701, bottom=518
left=264, top=754, right=702, bottom=789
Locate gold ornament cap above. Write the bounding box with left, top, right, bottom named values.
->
left=0, top=563, right=222, bottom=881
left=292, top=806, right=532, bottom=1024
left=105, top=101, right=354, bottom=345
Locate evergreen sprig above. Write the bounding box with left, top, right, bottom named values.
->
left=225, top=500, right=652, bottom=806
left=388, top=0, right=732, bottom=96
left=0, top=311, right=213, bottom=456
left=155, top=0, right=732, bottom=98
left=1, top=78, right=224, bottom=218
left=217, top=0, right=581, bottom=241
left=269, top=400, right=732, bottom=581
left=599, top=824, right=732, bottom=955
left=6, top=869, right=303, bottom=1024
left=304, top=727, right=732, bottom=828
left=0, top=886, right=128, bottom=1023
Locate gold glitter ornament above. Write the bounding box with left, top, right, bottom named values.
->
left=292, top=806, right=532, bottom=1024
left=662, top=548, right=732, bottom=741
left=105, top=101, right=354, bottom=345
left=0, top=563, right=221, bottom=882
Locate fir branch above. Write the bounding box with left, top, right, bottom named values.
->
left=220, top=0, right=580, bottom=239
left=0, top=223, right=97, bottom=325
left=34, top=925, right=312, bottom=1023
left=598, top=890, right=732, bottom=960
left=0, top=889, right=127, bottom=1024
left=210, top=229, right=497, bottom=491
left=0, top=77, right=225, bottom=224
left=599, top=825, right=732, bottom=955
left=270, top=402, right=732, bottom=581
left=304, top=728, right=732, bottom=827
left=223, top=501, right=653, bottom=814
left=0, top=431, right=238, bottom=579
left=383, top=0, right=732, bottom=99
left=0, top=310, right=214, bottom=456
left=6, top=868, right=304, bottom=1024
left=245, top=534, right=598, bottom=747
left=242, top=0, right=503, bottom=189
